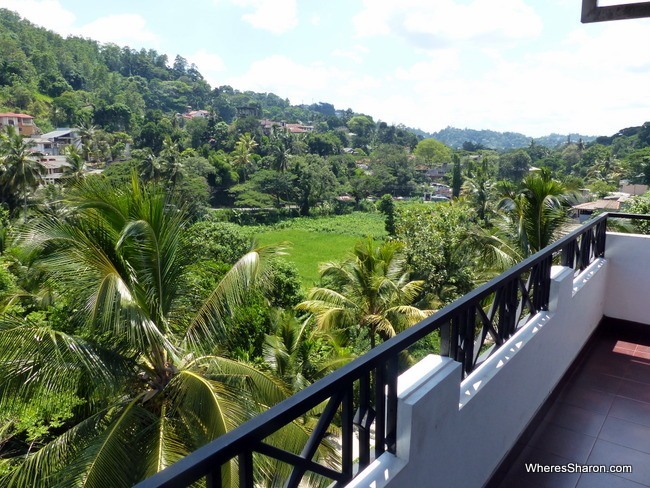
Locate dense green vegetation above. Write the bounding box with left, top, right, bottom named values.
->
left=3, top=7, right=650, bottom=487
left=254, top=213, right=387, bottom=287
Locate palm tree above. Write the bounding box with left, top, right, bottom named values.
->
left=0, top=126, right=45, bottom=220
left=0, top=177, right=322, bottom=487
left=159, top=137, right=184, bottom=186
left=264, top=310, right=353, bottom=394
left=269, top=127, right=293, bottom=172
left=231, top=133, right=258, bottom=182
left=497, top=169, right=569, bottom=257
left=62, top=145, right=87, bottom=183
left=461, top=158, right=498, bottom=226
left=297, top=239, right=430, bottom=349
left=76, top=118, right=96, bottom=162
left=135, top=148, right=163, bottom=182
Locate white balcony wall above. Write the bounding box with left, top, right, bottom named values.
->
left=349, top=255, right=609, bottom=488
left=604, top=232, right=650, bottom=324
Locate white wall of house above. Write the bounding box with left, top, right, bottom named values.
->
left=349, top=255, right=610, bottom=488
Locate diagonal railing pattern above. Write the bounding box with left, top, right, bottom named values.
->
left=136, top=213, right=648, bottom=488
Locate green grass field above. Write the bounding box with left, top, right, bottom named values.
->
left=252, top=212, right=387, bottom=288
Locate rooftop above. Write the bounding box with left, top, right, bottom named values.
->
left=0, top=112, right=34, bottom=119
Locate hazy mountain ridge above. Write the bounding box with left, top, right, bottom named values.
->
left=412, top=126, right=599, bottom=150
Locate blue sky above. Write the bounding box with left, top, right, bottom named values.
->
left=2, top=0, right=650, bottom=137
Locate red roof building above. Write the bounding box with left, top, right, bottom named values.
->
left=0, top=112, right=38, bottom=136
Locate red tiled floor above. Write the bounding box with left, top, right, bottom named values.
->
left=493, top=318, right=650, bottom=488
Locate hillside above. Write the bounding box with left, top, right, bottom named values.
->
left=423, top=127, right=598, bottom=151
left=0, top=8, right=361, bottom=134
left=1, top=7, right=606, bottom=150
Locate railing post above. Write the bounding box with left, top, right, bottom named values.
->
left=596, top=217, right=607, bottom=257
left=561, top=239, right=576, bottom=269
left=354, top=372, right=372, bottom=471
left=238, top=450, right=253, bottom=488
left=341, top=384, right=354, bottom=481
left=385, top=355, right=398, bottom=454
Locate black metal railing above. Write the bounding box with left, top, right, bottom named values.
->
left=136, top=212, right=646, bottom=488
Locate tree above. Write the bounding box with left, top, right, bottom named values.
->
left=346, top=115, right=375, bottom=149
left=497, top=169, right=569, bottom=257
left=414, top=139, right=452, bottom=167
left=231, top=133, right=258, bottom=183
left=1, top=178, right=327, bottom=486
left=297, top=239, right=430, bottom=349
left=0, top=126, right=45, bottom=220
left=377, top=194, right=396, bottom=235
left=498, top=149, right=532, bottom=182
left=395, top=203, right=476, bottom=304
left=451, top=154, right=462, bottom=198
left=159, top=137, right=184, bottom=186
left=263, top=310, right=351, bottom=394
left=291, top=155, right=338, bottom=216
left=370, top=144, right=418, bottom=197
left=62, top=144, right=86, bottom=183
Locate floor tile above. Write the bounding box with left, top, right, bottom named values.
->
left=528, top=423, right=597, bottom=463
left=598, top=417, right=650, bottom=454
left=624, top=360, right=650, bottom=385
left=560, top=384, right=616, bottom=415
left=588, top=440, right=650, bottom=486
left=618, top=379, right=650, bottom=404
left=609, top=397, right=650, bottom=428
left=504, top=446, right=580, bottom=488
left=545, top=402, right=606, bottom=437
left=493, top=319, right=650, bottom=488
left=582, top=355, right=631, bottom=378
left=577, top=472, right=647, bottom=488
left=570, top=370, right=621, bottom=394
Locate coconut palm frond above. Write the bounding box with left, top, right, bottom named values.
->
left=57, top=396, right=150, bottom=488
left=186, top=247, right=279, bottom=350
left=0, top=317, right=127, bottom=412
left=139, top=406, right=190, bottom=477
left=2, top=401, right=143, bottom=488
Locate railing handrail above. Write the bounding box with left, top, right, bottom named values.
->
left=136, top=211, right=647, bottom=488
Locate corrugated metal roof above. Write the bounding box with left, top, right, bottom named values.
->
left=572, top=199, right=621, bottom=211
left=40, top=128, right=78, bottom=139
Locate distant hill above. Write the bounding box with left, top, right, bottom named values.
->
left=415, top=126, right=598, bottom=150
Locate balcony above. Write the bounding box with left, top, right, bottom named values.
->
left=137, top=213, right=650, bottom=488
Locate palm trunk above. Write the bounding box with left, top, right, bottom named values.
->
left=22, top=183, right=27, bottom=223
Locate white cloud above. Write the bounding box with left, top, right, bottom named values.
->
left=225, top=55, right=380, bottom=107
left=0, top=0, right=158, bottom=47
left=368, top=19, right=650, bottom=137
left=76, top=14, right=158, bottom=47
left=331, top=45, right=370, bottom=64
left=353, top=0, right=542, bottom=49
left=0, top=0, right=76, bottom=34
left=187, top=49, right=226, bottom=87
left=230, top=0, right=298, bottom=34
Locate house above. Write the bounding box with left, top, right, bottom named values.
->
left=40, top=156, right=69, bottom=184
left=30, top=128, right=81, bottom=156
left=260, top=119, right=314, bottom=135
left=424, top=163, right=449, bottom=181
left=0, top=112, right=39, bottom=136
left=182, top=110, right=210, bottom=120
left=284, top=123, right=314, bottom=134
